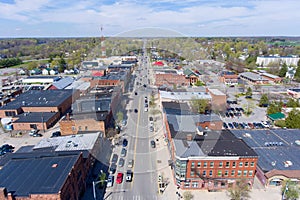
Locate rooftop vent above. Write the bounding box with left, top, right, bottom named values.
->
left=52, top=164, right=58, bottom=168
left=284, top=160, right=293, bottom=168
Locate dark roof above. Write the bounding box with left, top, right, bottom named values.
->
left=173, top=130, right=257, bottom=158
left=0, top=90, right=74, bottom=110
left=14, top=112, right=57, bottom=123
left=0, top=152, right=81, bottom=197
left=72, top=111, right=109, bottom=121
left=231, top=129, right=300, bottom=172
left=288, top=88, right=300, bottom=92
left=162, top=102, right=192, bottom=115
left=93, top=70, right=128, bottom=81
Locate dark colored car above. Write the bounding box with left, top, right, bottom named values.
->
left=33, top=133, right=43, bottom=137
left=109, top=164, right=117, bottom=174
left=135, top=92, right=138, bottom=95
left=51, top=131, right=61, bottom=137
left=223, top=122, right=228, bottom=129
left=228, top=123, right=234, bottom=129
left=134, top=109, right=138, bottom=113
left=122, top=139, right=128, bottom=147
left=150, top=140, right=156, bottom=148
left=233, top=122, right=239, bottom=129
left=111, top=154, right=118, bottom=164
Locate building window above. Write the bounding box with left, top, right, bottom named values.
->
left=191, top=171, right=195, bottom=177
left=249, top=170, right=253, bottom=177
left=85, top=126, right=88, bottom=131
left=219, top=162, right=223, bottom=168
left=197, top=162, right=201, bottom=167
left=232, top=162, right=236, bottom=168
left=224, top=170, right=228, bottom=176
left=184, top=182, right=190, bottom=188
left=250, top=162, right=255, bottom=167
left=239, top=162, right=243, bottom=167
left=245, top=162, right=249, bottom=167
left=180, top=173, right=185, bottom=178
left=204, top=162, right=207, bottom=168
left=192, top=182, right=198, bottom=188
left=202, top=171, right=206, bottom=177
left=231, top=170, right=235, bottom=176
left=209, top=170, right=213, bottom=177
left=5, top=111, right=16, bottom=117
left=221, top=182, right=226, bottom=188
left=210, top=162, right=214, bottom=168
left=238, top=170, right=242, bottom=176
left=226, top=162, right=230, bottom=168
left=191, top=162, right=195, bottom=168
left=78, top=126, right=82, bottom=131
left=72, top=126, right=76, bottom=131
left=243, top=170, right=248, bottom=176
left=217, top=170, right=222, bottom=177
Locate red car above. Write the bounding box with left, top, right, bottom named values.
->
left=116, top=172, right=123, bottom=184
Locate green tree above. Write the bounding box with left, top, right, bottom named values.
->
left=285, top=109, right=300, bottom=129
left=245, top=87, right=252, bottom=97
left=194, top=80, right=205, bottom=86
left=279, top=63, right=288, bottom=77
left=116, top=111, right=124, bottom=125
left=267, top=101, right=282, bottom=115
left=227, top=178, right=251, bottom=200
left=259, top=94, right=269, bottom=107
left=294, top=66, right=300, bottom=81
left=281, top=179, right=300, bottom=200
left=286, top=98, right=300, bottom=108
left=191, top=98, right=211, bottom=114
left=98, top=171, right=107, bottom=188
left=27, top=61, right=38, bottom=70
left=183, top=191, right=194, bottom=200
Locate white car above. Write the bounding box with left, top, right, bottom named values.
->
left=29, top=129, right=38, bottom=136
left=128, top=159, right=134, bottom=168
left=107, top=175, right=114, bottom=187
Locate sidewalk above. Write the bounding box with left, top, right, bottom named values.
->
left=152, top=94, right=283, bottom=200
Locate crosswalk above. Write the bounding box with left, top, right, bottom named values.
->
left=105, top=194, right=159, bottom=200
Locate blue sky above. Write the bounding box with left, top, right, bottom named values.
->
left=0, top=0, right=299, bottom=37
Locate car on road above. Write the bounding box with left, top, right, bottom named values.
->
left=118, top=158, right=125, bottom=167
left=126, top=170, right=133, bottom=182
left=116, top=172, right=123, bottom=184
left=51, top=131, right=61, bottom=137
left=128, top=159, right=134, bottom=168
left=29, top=129, right=39, bottom=136
left=150, top=140, right=156, bottom=148
left=144, top=107, right=148, bottom=112
left=122, top=139, right=128, bottom=147
left=121, top=148, right=127, bottom=157
left=107, top=175, right=114, bottom=187
left=111, top=154, right=118, bottom=164
left=134, top=109, right=138, bottom=113
left=33, top=133, right=43, bottom=137
left=135, top=92, right=138, bottom=95
left=149, top=126, right=154, bottom=132
left=109, top=163, right=117, bottom=174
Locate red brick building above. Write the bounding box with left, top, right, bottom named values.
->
left=219, top=71, right=239, bottom=85
left=164, top=113, right=258, bottom=190
left=0, top=152, right=87, bottom=200
left=155, top=73, right=190, bottom=87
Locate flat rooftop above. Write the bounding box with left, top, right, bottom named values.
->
left=231, top=129, right=300, bottom=172
left=0, top=152, right=80, bottom=197
left=160, top=91, right=211, bottom=101
left=33, top=132, right=100, bottom=152
left=14, top=112, right=57, bottom=123
left=0, top=89, right=74, bottom=110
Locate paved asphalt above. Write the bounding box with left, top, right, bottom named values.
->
left=104, top=40, right=159, bottom=200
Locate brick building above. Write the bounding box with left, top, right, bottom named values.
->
left=164, top=113, right=258, bottom=190
left=155, top=73, right=190, bottom=87
left=0, top=90, right=79, bottom=131
left=207, top=88, right=227, bottom=112
left=218, top=71, right=239, bottom=85
left=0, top=152, right=86, bottom=200
left=60, top=87, right=121, bottom=136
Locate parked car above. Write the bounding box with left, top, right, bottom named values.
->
left=107, top=175, right=114, bottom=187
left=150, top=140, right=156, bottom=148
left=51, top=131, right=61, bottom=137
left=128, top=159, right=134, bottom=168
left=121, top=148, right=127, bottom=157
left=223, top=122, right=228, bottom=129
left=33, top=133, right=43, bottom=137
left=126, top=170, right=133, bottom=182
left=116, top=172, right=123, bottom=184
left=248, top=122, right=254, bottom=129
left=29, top=129, right=38, bottom=136
left=118, top=158, right=125, bottom=167
left=109, top=163, right=117, bottom=174
left=149, top=126, right=154, bottom=132
left=228, top=123, right=234, bottom=129
left=111, top=154, right=118, bottom=164
left=122, top=139, right=128, bottom=147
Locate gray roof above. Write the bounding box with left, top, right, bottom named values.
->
left=261, top=73, right=280, bottom=79
left=14, top=112, right=57, bottom=123
left=160, top=91, right=211, bottom=101
left=0, top=90, right=74, bottom=110
left=231, top=129, right=300, bottom=172
left=240, top=72, right=268, bottom=81
left=65, top=80, right=90, bottom=91
left=51, top=77, right=74, bottom=89
left=0, top=152, right=80, bottom=197
left=173, top=139, right=205, bottom=158
left=33, top=132, right=101, bottom=152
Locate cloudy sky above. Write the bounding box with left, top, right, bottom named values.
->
left=0, top=0, right=299, bottom=37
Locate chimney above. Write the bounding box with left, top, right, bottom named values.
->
left=186, top=134, right=193, bottom=141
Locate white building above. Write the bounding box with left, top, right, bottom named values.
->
left=256, top=56, right=300, bottom=67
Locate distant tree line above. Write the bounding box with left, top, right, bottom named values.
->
left=0, top=58, right=22, bottom=68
